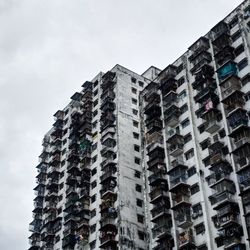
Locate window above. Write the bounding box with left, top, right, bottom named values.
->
left=219, top=129, right=226, bottom=138
left=242, top=73, right=250, bottom=86
left=134, top=145, right=140, bottom=152
left=132, top=98, right=137, bottom=105
left=229, top=16, right=238, bottom=28
left=131, top=77, right=136, bottom=83
left=133, top=120, right=139, bottom=128
left=63, top=139, right=67, bottom=145
left=178, top=90, right=187, bottom=100
left=90, top=209, right=96, bottom=218
left=132, top=87, right=137, bottom=94
left=181, top=118, right=190, bottom=129
left=188, top=166, right=196, bottom=177
left=59, top=183, right=64, bottom=190
left=136, top=184, right=142, bottom=192
left=185, top=149, right=194, bottom=160
left=184, top=133, right=192, bottom=144
left=59, top=195, right=63, bottom=201
left=92, top=142, right=97, bottom=151
left=93, top=80, right=98, bottom=88
left=195, top=223, right=205, bottom=235
left=91, top=168, right=97, bottom=176
left=92, top=131, right=98, bottom=138
left=62, top=148, right=66, bottom=155
left=132, top=109, right=138, bottom=116
left=93, top=110, right=98, bottom=117
left=203, top=157, right=210, bottom=167
left=198, top=124, right=205, bottom=134
left=231, top=30, right=241, bottom=42
left=90, top=240, right=96, bottom=250
left=93, top=99, right=98, bottom=107
left=234, top=44, right=244, bottom=57
left=92, top=120, right=97, bottom=129
left=138, top=230, right=145, bottom=240
left=180, top=104, right=188, bottom=114
left=91, top=195, right=96, bottom=203
left=134, top=170, right=141, bottom=178
left=139, top=81, right=144, bottom=87
left=136, top=198, right=143, bottom=207
left=245, top=91, right=250, bottom=102
left=190, top=183, right=200, bottom=195
left=238, top=58, right=248, bottom=71
left=133, top=132, right=139, bottom=139
left=55, top=235, right=60, bottom=243
left=176, top=64, right=183, bottom=74
left=192, top=203, right=203, bottom=216
left=135, top=157, right=141, bottom=165
left=92, top=155, right=97, bottom=163
left=90, top=224, right=96, bottom=233
left=200, top=139, right=210, bottom=150
left=177, top=77, right=185, bottom=87
left=137, top=214, right=144, bottom=223
left=93, top=89, right=98, bottom=96
left=91, top=181, right=97, bottom=189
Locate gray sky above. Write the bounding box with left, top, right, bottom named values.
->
left=0, top=0, right=243, bottom=249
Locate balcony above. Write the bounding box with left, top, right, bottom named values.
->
left=164, top=105, right=180, bottom=127
left=66, top=174, right=81, bottom=186
left=100, top=217, right=117, bottom=232
left=152, top=225, right=172, bottom=240
left=217, top=204, right=239, bottom=218
left=168, top=143, right=183, bottom=157
left=206, top=172, right=231, bottom=188
left=210, top=153, right=228, bottom=167
left=101, top=89, right=115, bottom=101
left=151, top=204, right=171, bottom=222
left=47, top=178, right=59, bottom=190
left=100, top=100, right=116, bottom=112
left=217, top=61, right=237, bottom=81
left=148, top=170, right=167, bottom=187
left=210, top=191, right=236, bottom=210
left=169, top=174, right=189, bottom=193
left=172, top=194, right=191, bottom=209
left=100, top=167, right=117, bottom=184
left=211, top=21, right=229, bottom=40
left=149, top=187, right=168, bottom=204
left=221, top=75, right=243, bottom=102
left=100, top=184, right=116, bottom=199
left=190, top=51, right=212, bottom=74
left=176, top=212, right=192, bottom=229
left=100, top=146, right=116, bottom=159
left=192, top=64, right=214, bottom=89
left=33, top=201, right=43, bottom=213
left=62, top=234, right=76, bottom=248
left=144, top=96, right=161, bottom=115
left=178, top=231, right=195, bottom=249
left=214, top=46, right=235, bottom=66
left=232, top=137, right=250, bottom=157
left=100, top=233, right=117, bottom=249
left=212, top=32, right=231, bottom=51
left=168, top=158, right=188, bottom=174
left=188, top=37, right=210, bottom=61
left=194, top=82, right=217, bottom=103
left=163, top=91, right=177, bottom=106
left=50, top=153, right=61, bottom=167
left=159, top=64, right=177, bottom=84
left=227, top=109, right=248, bottom=133
left=236, top=157, right=250, bottom=173
left=146, top=119, right=163, bottom=133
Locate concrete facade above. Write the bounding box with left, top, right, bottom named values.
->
left=29, top=1, right=250, bottom=249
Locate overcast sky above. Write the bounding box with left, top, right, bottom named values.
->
left=0, top=0, right=243, bottom=249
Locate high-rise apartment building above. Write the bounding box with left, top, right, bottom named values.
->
left=29, top=1, right=250, bottom=250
